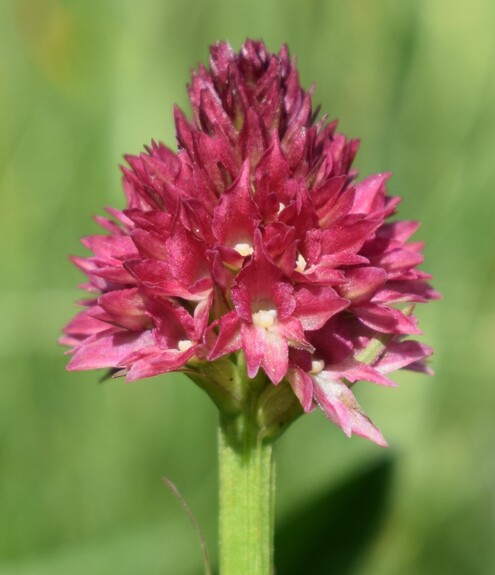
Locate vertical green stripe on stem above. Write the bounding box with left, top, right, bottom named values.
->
left=218, top=413, right=275, bottom=575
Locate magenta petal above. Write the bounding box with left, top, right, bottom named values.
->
left=312, top=175, right=347, bottom=212
left=61, top=309, right=109, bottom=346
left=378, top=248, right=424, bottom=271
left=351, top=173, right=391, bottom=214
left=313, top=375, right=388, bottom=447
left=125, top=259, right=209, bottom=301
left=174, top=105, right=195, bottom=156
left=239, top=107, right=265, bottom=165
left=98, top=288, right=149, bottom=331
left=317, top=184, right=355, bottom=228
left=124, top=257, right=171, bottom=284
left=180, top=199, right=215, bottom=244
left=193, top=293, right=213, bottom=339
left=298, top=255, right=361, bottom=285
left=262, top=329, right=289, bottom=384
left=282, top=123, right=308, bottom=170
left=339, top=267, right=387, bottom=305
left=165, top=224, right=210, bottom=288
left=208, top=246, right=241, bottom=288
left=131, top=229, right=168, bottom=260
left=294, top=285, right=349, bottom=330
left=198, top=86, right=237, bottom=143
left=67, top=330, right=154, bottom=371
left=125, top=347, right=196, bottom=382
left=275, top=317, right=314, bottom=352
left=80, top=234, right=137, bottom=261
left=321, top=220, right=380, bottom=255
left=212, top=160, right=260, bottom=247
left=264, top=222, right=295, bottom=261
left=326, top=357, right=397, bottom=387
left=91, top=264, right=136, bottom=286
left=94, top=214, right=125, bottom=236
left=255, top=134, right=290, bottom=193
left=356, top=303, right=422, bottom=335
left=372, top=280, right=440, bottom=304
left=208, top=311, right=242, bottom=361
left=287, top=366, right=314, bottom=412
left=241, top=323, right=266, bottom=379
left=377, top=220, right=420, bottom=242
left=149, top=299, right=197, bottom=349
left=375, top=340, right=433, bottom=374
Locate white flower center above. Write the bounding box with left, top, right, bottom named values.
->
left=295, top=253, right=307, bottom=273
left=234, top=242, right=253, bottom=257
left=252, top=308, right=278, bottom=329
left=278, top=202, right=286, bottom=214
left=309, top=359, right=325, bottom=375
left=178, top=339, right=194, bottom=352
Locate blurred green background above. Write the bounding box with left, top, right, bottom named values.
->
left=1, top=0, right=494, bottom=573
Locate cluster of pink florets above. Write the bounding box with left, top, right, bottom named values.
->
left=62, top=40, right=438, bottom=445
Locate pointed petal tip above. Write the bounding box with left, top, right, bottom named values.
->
left=247, top=363, right=261, bottom=380
left=348, top=424, right=388, bottom=448
left=374, top=435, right=389, bottom=448
left=340, top=407, right=389, bottom=447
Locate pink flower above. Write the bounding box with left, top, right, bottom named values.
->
left=62, top=40, right=438, bottom=446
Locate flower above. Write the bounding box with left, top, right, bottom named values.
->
left=61, top=39, right=438, bottom=446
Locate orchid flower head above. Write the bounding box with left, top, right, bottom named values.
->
left=62, top=39, right=439, bottom=446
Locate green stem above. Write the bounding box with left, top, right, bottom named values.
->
left=218, top=410, right=275, bottom=575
